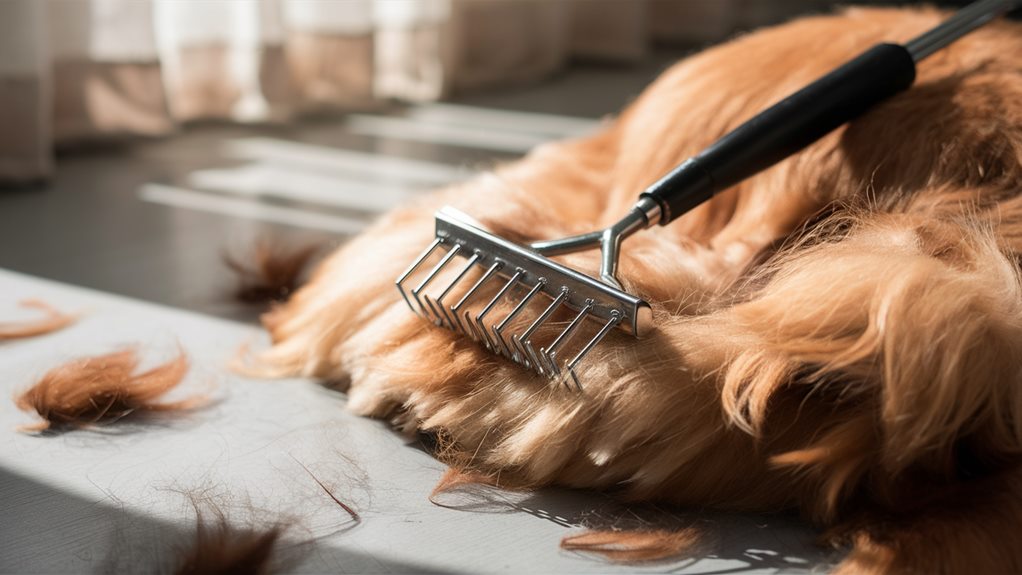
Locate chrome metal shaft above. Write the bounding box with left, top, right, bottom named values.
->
left=530, top=196, right=661, bottom=290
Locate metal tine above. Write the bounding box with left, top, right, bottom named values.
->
left=463, top=310, right=487, bottom=343
left=450, top=261, right=502, bottom=338
left=475, top=269, right=524, bottom=354
left=493, top=279, right=546, bottom=360
left=422, top=294, right=444, bottom=325
left=523, top=338, right=547, bottom=376
left=541, top=299, right=594, bottom=381
left=433, top=253, right=481, bottom=329
left=510, top=334, right=535, bottom=371
left=519, top=288, right=569, bottom=342
left=566, top=311, right=622, bottom=391
left=515, top=288, right=569, bottom=375
left=423, top=293, right=454, bottom=327
left=411, top=244, right=461, bottom=316
left=396, top=238, right=443, bottom=315
left=510, top=334, right=536, bottom=371
left=508, top=334, right=526, bottom=364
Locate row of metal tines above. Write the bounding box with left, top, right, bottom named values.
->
left=396, top=238, right=622, bottom=390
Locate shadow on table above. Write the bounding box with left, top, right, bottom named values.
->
left=428, top=479, right=843, bottom=574
left=0, top=465, right=463, bottom=574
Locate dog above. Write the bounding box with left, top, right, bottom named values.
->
left=250, top=7, right=1022, bottom=573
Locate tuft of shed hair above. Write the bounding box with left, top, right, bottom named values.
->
left=223, top=237, right=323, bottom=304
left=0, top=300, right=78, bottom=340
left=15, top=348, right=204, bottom=431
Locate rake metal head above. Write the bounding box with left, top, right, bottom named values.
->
left=396, top=204, right=659, bottom=390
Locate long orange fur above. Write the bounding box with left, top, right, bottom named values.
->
left=249, top=7, right=1022, bottom=572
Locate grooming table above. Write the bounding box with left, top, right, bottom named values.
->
left=0, top=269, right=837, bottom=573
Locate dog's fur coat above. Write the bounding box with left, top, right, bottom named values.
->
left=251, top=8, right=1022, bottom=573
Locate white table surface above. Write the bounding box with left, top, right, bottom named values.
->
left=0, top=269, right=836, bottom=574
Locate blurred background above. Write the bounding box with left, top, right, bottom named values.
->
left=0, top=0, right=975, bottom=319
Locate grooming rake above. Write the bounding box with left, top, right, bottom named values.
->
left=397, top=0, right=1020, bottom=390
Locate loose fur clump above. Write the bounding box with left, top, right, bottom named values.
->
left=0, top=299, right=78, bottom=340
left=15, top=348, right=204, bottom=431
left=426, top=467, right=523, bottom=510
left=560, top=528, right=703, bottom=563
left=169, top=464, right=361, bottom=575
left=175, top=508, right=283, bottom=575
left=248, top=7, right=1022, bottom=573
left=223, top=237, right=323, bottom=304
left=429, top=468, right=500, bottom=501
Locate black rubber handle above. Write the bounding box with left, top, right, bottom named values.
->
left=639, top=43, right=916, bottom=224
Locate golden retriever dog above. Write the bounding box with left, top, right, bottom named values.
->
left=249, top=7, right=1022, bottom=573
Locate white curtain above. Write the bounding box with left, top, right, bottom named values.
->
left=1, top=0, right=51, bottom=181
left=0, top=0, right=831, bottom=183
